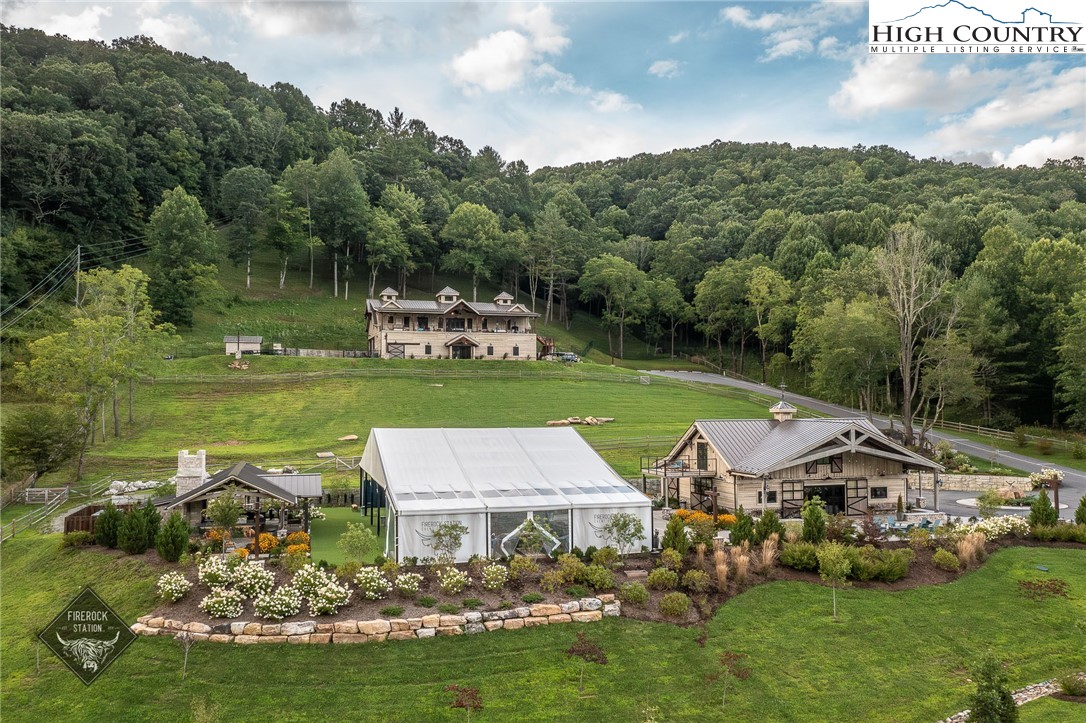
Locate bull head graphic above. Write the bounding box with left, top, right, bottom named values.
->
left=55, top=631, right=120, bottom=672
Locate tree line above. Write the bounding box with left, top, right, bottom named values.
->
left=2, top=27, right=1085, bottom=437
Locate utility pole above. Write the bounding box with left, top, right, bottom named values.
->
left=75, top=244, right=81, bottom=307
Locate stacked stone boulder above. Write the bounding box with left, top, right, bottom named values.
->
left=132, top=595, right=619, bottom=644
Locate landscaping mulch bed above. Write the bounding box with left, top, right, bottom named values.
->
left=1051, top=694, right=1086, bottom=704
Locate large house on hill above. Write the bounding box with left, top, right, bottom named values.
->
left=364, top=287, right=540, bottom=360
left=646, top=401, right=943, bottom=518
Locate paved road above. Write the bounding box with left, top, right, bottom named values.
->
left=647, top=370, right=1084, bottom=520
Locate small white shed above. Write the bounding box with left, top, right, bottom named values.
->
left=224, top=335, right=262, bottom=355
left=359, top=427, right=653, bottom=563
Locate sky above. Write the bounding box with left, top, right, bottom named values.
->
left=3, top=1, right=1084, bottom=170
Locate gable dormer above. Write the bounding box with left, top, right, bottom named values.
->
left=437, top=286, right=460, bottom=304
left=380, top=287, right=399, bottom=303
left=494, top=291, right=514, bottom=306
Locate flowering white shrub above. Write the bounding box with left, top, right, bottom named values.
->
left=292, top=563, right=330, bottom=597
left=308, top=505, right=327, bottom=521
left=354, top=567, right=392, bottom=600
left=964, top=516, right=1030, bottom=538
left=481, top=564, right=509, bottom=591
left=198, top=555, right=231, bottom=587
left=254, top=586, right=303, bottom=620
left=436, top=566, right=472, bottom=595
left=394, top=572, right=423, bottom=596
left=198, top=588, right=244, bottom=618
left=157, top=571, right=193, bottom=602
left=1029, top=468, right=1064, bottom=489
left=308, top=578, right=352, bottom=615
left=231, top=561, right=275, bottom=599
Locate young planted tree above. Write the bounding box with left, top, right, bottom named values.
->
left=1076, top=495, right=1086, bottom=526
left=661, top=515, right=690, bottom=556
left=600, top=512, right=645, bottom=557
left=706, top=651, right=752, bottom=708
left=156, top=511, right=190, bottom=563
left=430, top=521, right=469, bottom=563
left=801, top=496, right=827, bottom=544
left=94, top=501, right=123, bottom=548
left=141, top=500, right=161, bottom=548
left=565, top=632, right=608, bottom=693
left=730, top=507, right=755, bottom=547
left=968, top=654, right=1019, bottom=722
left=1027, top=489, right=1058, bottom=528
left=117, top=507, right=150, bottom=555
left=205, top=486, right=244, bottom=555
left=445, top=685, right=483, bottom=720
left=816, top=542, right=852, bottom=619
left=337, top=521, right=379, bottom=563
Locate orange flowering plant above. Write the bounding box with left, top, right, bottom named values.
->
left=286, top=543, right=310, bottom=557
left=257, top=532, right=279, bottom=553
left=286, top=531, right=311, bottom=547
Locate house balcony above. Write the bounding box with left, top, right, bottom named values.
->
left=640, top=455, right=717, bottom=478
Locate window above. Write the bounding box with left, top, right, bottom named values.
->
left=871, top=486, right=888, bottom=499
left=418, top=316, right=428, bottom=330
left=482, top=318, right=488, bottom=330
left=467, top=318, right=473, bottom=330
left=512, top=345, right=520, bottom=356
left=757, top=491, right=778, bottom=504
left=424, top=344, right=432, bottom=355
left=386, top=315, right=393, bottom=324
left=696, top=442, right=708, bottom=471
left=805, top=460, right=817, bottom=475
left=403, top=316, right=410, bottom=328
left=447, top=318, right=465, bottom=331
left=487, top=345, right=494, bottom=356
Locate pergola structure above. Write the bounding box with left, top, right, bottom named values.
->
left=359, top=427, right=652, bottom=563
left=159, top=462, right=323, bottom=535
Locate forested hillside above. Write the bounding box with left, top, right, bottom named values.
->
left=2, top=27, right=1085, bottom=436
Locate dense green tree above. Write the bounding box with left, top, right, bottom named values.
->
left=0, top=405, right=81, bottom=481
left=441, top=202, right=503, bottom=302
left=220, top=165, right=272, bottom=289
left=747, top=266, right=792, bottom=382
left=146, top=187, right=218, bottom=328
left=262, top=184, right=308, bottom=289
left=1057, top=293, right=1086, bottom=429
left=117, top=506, right=150, bottom=554
left=156, top=511, right=189, bottom=563
left=579, top=254, right=648, bottom=359
left=94, top=502, right=123, bottom=548
left=365, top=207, right=410, bottom=297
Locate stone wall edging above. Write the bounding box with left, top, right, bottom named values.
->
left=132, top=596, right=620, bottom=644
left=917, top=472, right=1030, bottom=492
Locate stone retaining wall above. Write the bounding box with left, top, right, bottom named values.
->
left=917, top=473, right=1031, bottom=493
left=132, top=596, right=620, bottom=644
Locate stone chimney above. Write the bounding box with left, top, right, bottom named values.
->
left=175, top=449, right=208, bottom=496
left=770, top=400, right=797, bottom=423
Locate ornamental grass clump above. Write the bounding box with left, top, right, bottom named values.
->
left=395, top=571, right=424, bottom=596
left=230, top=561, right=275, bottom=599
left=197, top=555, right=231, bottom=587
left=957, top=531, right=987, bottom=568
left=733, top=552, right=750, bottom=585
left=759, top=533, right=779, bottom=573
left=714, top=550, right=729, bottom=593
left=253, top=586, right=302, bottom=620
left=354, top=567, right=393, bottom=600
left=198, top=588, right=244, bottom=619
left=157, top=571, right=193, bottom=602
left=481, top=564, right=509, bottom=591
left=308, top=578, right=352, bottom=616
left=436, top=567, right=472, bottom=595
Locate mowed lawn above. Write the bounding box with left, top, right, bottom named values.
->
left=64, top=367, right=770, bottom=482
left=309, top=506, right=384, bottom=566
left=2, top=535, right=1084, bottom=722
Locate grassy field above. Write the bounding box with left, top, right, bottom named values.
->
left=309, top=506, right=383, bottom=566
left=36, top=364, right=772, bottom=484
left=2, top=535, right=1083, bottom=721
left=1019, top=696, right=1086, bottom=721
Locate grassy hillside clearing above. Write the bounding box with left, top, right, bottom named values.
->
left=1, top=536, right=1083, bottom=721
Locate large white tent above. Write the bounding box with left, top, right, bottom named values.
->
left=359, top=427, right=652, bottom=563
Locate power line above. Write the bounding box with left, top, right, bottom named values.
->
left=0, top=249, right=78, bottom=314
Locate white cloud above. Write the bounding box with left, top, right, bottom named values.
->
left=720, top=1, right=864, bottom=62
left=591, top=90, right=641, bottom=113
left=997, top=130, right=1086, bottom=167
left=535, top=63, right=589, bottom=95
left=238, top=1, right=359, bottom=39
left=137, top=8, right=210, bottom=55
left=668, top=31, right=688, bottom=44
left=648, top=59, right=682, bottom=79
left=2, top=4, right=112, bottom=41
left=450, top=4, right=569, bottom=94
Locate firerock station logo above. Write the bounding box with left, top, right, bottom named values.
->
left=869, top=0, right=1085, bottom=53
left=39, top=587, right=137, bottom=685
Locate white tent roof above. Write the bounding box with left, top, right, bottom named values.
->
left=360, top=427, right=649, bottom=516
